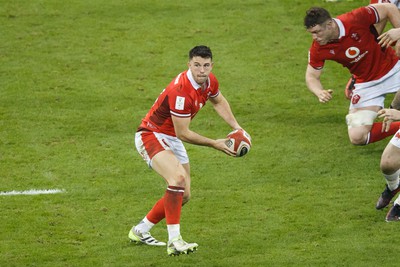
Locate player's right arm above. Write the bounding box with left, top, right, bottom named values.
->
left=171, top=115, right=236, bottom=156
left=305, top=64, right=333, bottom=103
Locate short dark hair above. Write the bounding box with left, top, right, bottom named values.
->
left=189, top=45, right=213, bottom=60
left=304, top=7, right=332, bottom=29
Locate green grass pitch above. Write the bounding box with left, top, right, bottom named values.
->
left=1, top=0, right=397, bottom=266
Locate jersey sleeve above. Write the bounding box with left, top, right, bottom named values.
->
left=209, top=73, right=220, bottom=98
left=357, top=6, right=379, bottom=25
left=308, top=42, right=325, bottom=70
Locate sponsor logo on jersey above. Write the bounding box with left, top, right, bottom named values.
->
left=345, top=47, right=360, bottom=58
left=350, top=51, right=368, bottom=64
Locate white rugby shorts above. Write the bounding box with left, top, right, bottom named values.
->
left=350, top=61, right=400, bottom=109
left=135, top=131, right=189, bottom=167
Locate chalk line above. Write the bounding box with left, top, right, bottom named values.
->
left=0, top=189, right=66, bottom=196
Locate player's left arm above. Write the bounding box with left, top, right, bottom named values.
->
left=378, top=108, right=400, bottom=131
left=378, top=28, right=400, bottom=57
left=372, top=3, right=400, bottom=28
left=374, top=18, right=388, bottom=35
left=374, top=3, right=400, bottom=52
left=209, top=92, right=242, bottom=130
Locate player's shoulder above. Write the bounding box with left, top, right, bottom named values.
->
left=207, top=72, right=219, bottom=91
left=170, top=70, right=188, bottom=85
left=165, top=70, right=192, bottom=95
left=337, top=6, right=377, bottom=30
left=208, top=72, right=218, bottom=83
left=338, top=6, right=369, bottom=19
left=165, top=70, right=186, bottom=88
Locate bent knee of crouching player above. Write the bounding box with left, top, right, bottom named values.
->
left=346, top=110, right=377, bottom=145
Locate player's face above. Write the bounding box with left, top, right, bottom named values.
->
left=188, top=56, right=213, bottom=85
left=307, top=21, right=335, bottom=45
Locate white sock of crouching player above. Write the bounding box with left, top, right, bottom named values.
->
left=384, top=169, right=400, bottom=191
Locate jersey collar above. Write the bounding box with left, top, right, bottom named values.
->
left=333, top=18, right=345, bottom=39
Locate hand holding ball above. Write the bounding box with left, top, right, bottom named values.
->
left=225, top=129, right=252, bottom=157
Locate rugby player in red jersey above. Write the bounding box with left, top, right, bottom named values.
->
left=304, top=4, right=400, bottom=146
left=128, top=45, right=248, bottom=255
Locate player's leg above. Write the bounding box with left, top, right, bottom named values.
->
left=131, top=164, right=191, bottom=242
left=346, top=108, right=400, bottom=145
left=381, top=142, right=400, bottom=176
left=378, top=144, right=400, bottom=222
left=182, top=163, right=191, bottom=205
left=129, top=132, right=172, bottom=246
left=377, top=135, right=400, bottom=213
left=129, top=150, right=186, bottom=246
left=366, top=121, right=400, bottom=144
left=130, top=131, right=197, bottom=253
left=347, top=70, right=400, bottom=144
left=347, top=124, right=372, bottom=145
left=151, top=152, right=198, bottom=256
left=346, top=109, right=377, bottom=145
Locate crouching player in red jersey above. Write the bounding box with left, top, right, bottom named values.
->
left=304, top=4, right=400, bottom=146
left=128, top=46, right=248, bottom=256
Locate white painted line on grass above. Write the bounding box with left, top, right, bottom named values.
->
left=0, top=189, right=66, bottom=196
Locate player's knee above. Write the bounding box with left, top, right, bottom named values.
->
left=348, top=130, right=369, bottom=145
left=381, top=158, right=398, bottom=174
left=381, top=165, right=397, bottom=175
left=174, top=175, right=186, bottom=187
left=346, top=110, right=377, bottom=145
left=171, top=172, right=187, bottom=188
left=348, top=135, right=368, bottom=146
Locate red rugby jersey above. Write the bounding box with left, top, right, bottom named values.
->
left=308, top=6, right=398, bottom=83
left=138, top=69, right=220, bottom=136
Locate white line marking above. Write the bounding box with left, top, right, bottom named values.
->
left=0, top=189, right=66, bottom=196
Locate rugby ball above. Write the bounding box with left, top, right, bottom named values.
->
left=225, top=129, right=252, bottom=157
